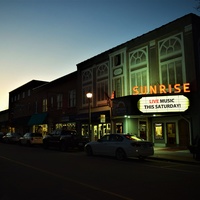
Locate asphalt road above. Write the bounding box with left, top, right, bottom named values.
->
left=0, top=143, right=200, bottom=200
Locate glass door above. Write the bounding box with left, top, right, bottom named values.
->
left=166, top=123, right=176, bottom=145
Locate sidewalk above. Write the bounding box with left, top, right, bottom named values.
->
left=149, top=147, right=200, bottom=165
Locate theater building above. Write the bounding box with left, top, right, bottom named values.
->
left=4, top=13, right=200, bottom=147
left=76, top=13, right=200, bottom=147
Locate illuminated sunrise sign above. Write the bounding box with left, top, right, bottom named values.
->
left=133, top=83, right=190, bottom=95
left=137, top=95, right=189, bottom=113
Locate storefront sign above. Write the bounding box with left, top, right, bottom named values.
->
left=137, top=95, right=189, bottom=113
left=133, top=83, right=190, bottom=95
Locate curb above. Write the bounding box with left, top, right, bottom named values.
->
left=148, top=156, right=200, bottom=165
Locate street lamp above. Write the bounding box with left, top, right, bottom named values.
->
left=86, top=92, right=92, bottom=141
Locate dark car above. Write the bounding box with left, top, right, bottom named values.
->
left=19, top=132, right=43, bottom=146
left=2, top=132, right=21, bottom=144
left=43, top=129, right=89, bottom=151
left=0, top=132, right=5, bottom=142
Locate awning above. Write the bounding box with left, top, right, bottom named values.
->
left=28, top=113, right=47, bottom=126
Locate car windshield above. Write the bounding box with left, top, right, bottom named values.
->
left=124, top=135, right=144, bottom=141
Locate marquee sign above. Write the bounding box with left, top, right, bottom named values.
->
left=133, top=83, right=190, bottom=95
left=137, top=95, right=189, bottom=113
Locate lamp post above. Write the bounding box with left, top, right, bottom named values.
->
left=86, top=92, right=93, bottom=141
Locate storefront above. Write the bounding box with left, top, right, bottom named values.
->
left=77, top=111, right=111, bottom=141
left=111, top=84, right=191, bottom=147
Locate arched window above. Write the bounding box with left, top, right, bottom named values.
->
left=129, top=47, right=148, bottom=94
left=82, top=69, right=93, bottom=105
left=96, top=62, right=109, bottom=102
left=82, top=69, right=92, bottom=82
left=159, top=33, right=185, bottom=87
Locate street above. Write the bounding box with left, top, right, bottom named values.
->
left=0, top=143, right=200, bottom=200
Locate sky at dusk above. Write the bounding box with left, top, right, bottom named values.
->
left=0, top=0, right=199, bottom=111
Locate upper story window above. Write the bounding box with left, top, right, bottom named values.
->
left=110, top=49, right=126, bottom=97
left=28, top=89, right=31, bottom=96
left=42, top=98, right=48, bottom=112
left=82, top=68, right=93, bottom=106
left=97, top=62, right=108, bottom=77
left=129, top=46, right=148, bottom=94
left=158, top=33, right=185, bottom=88
left=22, top=91, right=25, bottom=98
left=130, top=49, right=147, bottom=67
left=50, top=97, right=54, bottom=109
left=111, top=53, right=124, bottom=67
left=82, top=69, right=92, bottom=83
left=57, top=94, right=63, bottom=110
left=96, top=62, right=109, bottom=103
left=69, top=89, right=76, bottom=107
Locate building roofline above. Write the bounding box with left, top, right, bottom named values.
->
left=77, top=13, right=200, bottom=67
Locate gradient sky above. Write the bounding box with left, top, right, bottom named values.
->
left=0, top=0, right=199, bottom=111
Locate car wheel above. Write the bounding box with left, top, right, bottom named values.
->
left=115, top=148, right=126, bottom=160
left=85, top=145, right=93, bottom=156
left=60, top=141, right=67, bottom=152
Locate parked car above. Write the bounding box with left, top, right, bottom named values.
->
left=0, top=132, right=5, bottom=142
left=19, top=132, right=43, bottom=146
left=2, top=132, right=21, bottom=144
left=43, top=129, right=89, bottom=151
left=85, top=133, right=154, bottom=160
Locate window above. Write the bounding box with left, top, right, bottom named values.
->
left=57, top=94, right=63, bottom=109
left=159, top=33, right=185, bottom=89
left=82, top=69, right=92, bottom=82
left=129, top=47, right=148, bottom=95
left=82, top=68, right=93, bottom=106
left=69, top=90, right=76, bottom=107
left=50, top=97, right=54, bottom=109
left=161, top=60, right=183, bottom=86
left=96, top=62, right=109, bottom=102
left=42, top=98, right=48, bottom=112
left=110, top=49, right=126, bottom=97
left=113, top=77, right=123, bottom=98
left=97, top=80, right=108, bottom=101
left=114, top=54, right=121, bottom=66
left=28, top=89, right=31, bottom=96
left=131, top=69, right=147, bottom=90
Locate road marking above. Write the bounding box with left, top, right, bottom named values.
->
left=0, top=155, right=133, bottom=200
left=144, top=160, right=200, bottom=174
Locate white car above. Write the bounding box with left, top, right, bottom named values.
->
left=19, top=133, right=43, bottom=146
left=85, top=133, right=154, bottom=160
